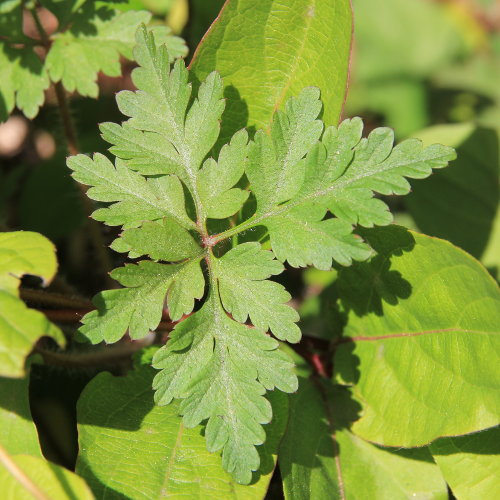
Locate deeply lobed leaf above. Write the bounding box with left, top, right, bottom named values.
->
left=66, top=25, right=456, bottom=483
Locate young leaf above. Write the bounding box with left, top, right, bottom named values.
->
left=67, top=25, right=455, bottom=483
left=241, top=100, right=456, bottom=269
left=80, top=259, right=204, bottom=344
left=153, top=293, right=297, bottom=484
left=67, top=154, right=196, bottom=230
left=0, top=231, right=64, bottom=377
left=215, top=242, right=301, bottom=343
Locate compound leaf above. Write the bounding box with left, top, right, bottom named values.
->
left=80, top=259, right=204, bottom=344
left=244, top=96, right=455, bottom=269
left=45, top=7, right=186, bottom=97
left=215, top=242, right=301, bottom=343
left=111, top=218, right=201, bottom=261
left=153, top=294, right=297, bottom=484
left=0, top=231, right=64, bottom=377
left=67, top=154, right=195, bottom=230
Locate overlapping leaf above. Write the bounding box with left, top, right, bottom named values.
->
left=67, top=25, right=456, bottom=483
left=0, top=231, right=64, bottom=377
left=243, top=93, right=456, bottom=269
left=0, top=2, right=187, bottom=121
left=152, top=294, right=297, bottom=484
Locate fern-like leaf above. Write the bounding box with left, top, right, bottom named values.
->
left=67, top=25, right=456, bottom=483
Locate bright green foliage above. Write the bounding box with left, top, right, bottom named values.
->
left=430, top=428, right=500, bottom=499
left=215, top=243, right=300, bottom=343
left=67, top=26, right=455, bottom=482
left=279, top=376, right=448, bottom=500
left=77, top=362, right=288, bottom=499
left=0, top=1, right=187, bottom=121
left=0, top=453, right=94, bottom=500
left=0, top=368, right=42, bottom=457
left=405, top=123, right=500, bottom=270
left=152, top=295, right=297, bottom=484
left=334, top=227, right=500, bottom=446
left=0, top=232, right=64, bottom=377
left=80, top=259, right=204, bottom=343
left=190, top=0, right=353, bottom=141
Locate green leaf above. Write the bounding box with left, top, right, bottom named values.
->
left=45, top=7, right=185, bottom=97
left=197, top=129, right=249, bottom=219
left=333, top=226, right=500, bottom=446
left=80, top=259, right=204, bottom=343
left=215, top=242, right=301, bottom=343
left=67, top=154, right=196, bottom=230
left=153, top=294, right=297, bottom=484
left=279, top=378, right=448, bottom=500
left=0, top=368, right=42, bottom=457
left=0, top=231, right=64, bottom=377
left=242, top=98, right=455, bottom=269
left=0, top=43, right=49, bottom=121
left=77, top=363, right=287, bottom=499
left=405, top=123, right=499, bottom=270
left=0, top=453, right=94, bottom=500
left=106, top=26, right=224, bottom=187
left=353, top=0, right=466, bottom=81
left=190, top=0, right=353, bottom=141
left=430, top=427, right=500, bottom=500
left=111, top=218, right=201, bottom=261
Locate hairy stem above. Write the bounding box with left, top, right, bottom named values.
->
left=0, top=444, right=50, bottom=500
left=21, top=288, right=92, bottom=310
left=34, top=336, right=157, bottom=368
left=30, top=6, right=113, bottom=285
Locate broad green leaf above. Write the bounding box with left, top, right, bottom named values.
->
left=242, top=97, right=455, bottom=269
left=153, top=294, right=297, bottom=484
left=405, top=123, right=499, bottom=271
left=77, top=363, right=287, bottom=499
left=45, top=7, right=185, bottom=97
left=0, top=43, right=49, bottom=121
left=0, top=453, right=94, bottom=500
left=67, top=154, right=196, bottom=230
left=0, top=369, right=42, bottom=457
left=279, top=378, right=448, bottom=500
left=215, top=242, right=300, bottom=343
left=430, top=427, right=500, bottom=500
left=80, top=259, right=204, bottom=343
left=333, top=226, right=500, bottom=446
left=0, top=231, right=64, bottom=377
left=190, top=0, right=353, bottom=141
